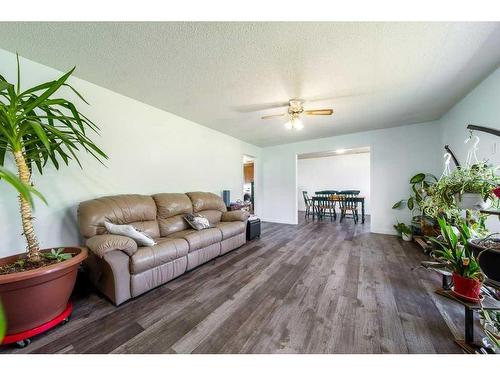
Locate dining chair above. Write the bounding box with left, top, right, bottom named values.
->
left=338, top=192, right=359, bottom=223
left=313, top=193, right=337, bottom=221
left=302, top=191, right=313, bottom=219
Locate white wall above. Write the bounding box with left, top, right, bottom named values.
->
left=297, top=153, right=371, bottom=212
left=0, top=49, right=261, bottom=257
left=438, top=67, right=500, bottom=231
left=440, top=67, right=500, bottom=170
left=260, top=122, right=442, bottom=233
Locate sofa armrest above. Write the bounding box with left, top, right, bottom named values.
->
left=221, top=210, right=250, bottom=222
left=86, top=234, right=138, bottom=258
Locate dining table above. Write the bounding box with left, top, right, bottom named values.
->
left=311, top=194, right=366, bottom=223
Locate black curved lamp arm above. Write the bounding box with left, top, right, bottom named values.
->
left=444, top=145, right=461, bottom=168
left=467, top=124, right=500, bottom=138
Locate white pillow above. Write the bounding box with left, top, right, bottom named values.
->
left=104, top=221, right=156, bottom=247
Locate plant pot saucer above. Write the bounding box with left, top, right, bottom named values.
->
left=451, top=287, right=484, bottom=304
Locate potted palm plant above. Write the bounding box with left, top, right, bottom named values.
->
left=429, top=218, right=483, bottom=302
left=0, top=55, right=107, bottom=343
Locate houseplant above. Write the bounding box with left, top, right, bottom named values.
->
left=428, top=218, right=483, bottom=301
left=480, top=309, right=500, bottom=353
left=0, top=55, right=107, bottom=339
left=392, top=173, right=438, bottom=236
left=434, top=163, right=500, bottom=211
left=393, top=222, right=412, bottom=241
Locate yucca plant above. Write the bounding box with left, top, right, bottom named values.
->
left=0, top=54, right=107, bottom=264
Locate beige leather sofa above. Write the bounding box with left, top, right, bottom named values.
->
left=78, top=192, right=249, bottom=305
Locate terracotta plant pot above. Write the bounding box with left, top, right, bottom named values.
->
left=452, top=272, right=482, bottom=301
left=0, top=247, right=87, bottom=335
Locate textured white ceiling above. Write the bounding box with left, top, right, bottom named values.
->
left=0, top=22, right=499, bottom=147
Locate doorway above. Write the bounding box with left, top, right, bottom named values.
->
left=297, top=147, right=371, bottom=227
left=243, top=155, right=255, bottom=214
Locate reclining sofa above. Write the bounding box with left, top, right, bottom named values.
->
left=78, top=192, right=249, bottom=305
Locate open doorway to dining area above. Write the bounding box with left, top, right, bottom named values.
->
left=297, top=147, right=371, bottom=228
left=242, top=154, right=255, bottom=214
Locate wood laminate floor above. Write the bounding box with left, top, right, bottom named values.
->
left=2, top=214, right=466, bottom=354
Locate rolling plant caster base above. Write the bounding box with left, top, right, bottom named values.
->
left=1, top=302, right=73, bottom=348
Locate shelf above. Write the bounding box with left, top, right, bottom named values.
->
left=414, top=236, right=432, bottom=254
left=480, top=209, right=500, bottom=216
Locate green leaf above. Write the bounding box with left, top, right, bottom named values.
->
left=26, top=120, right=52, bottom=152
left=0, top=166, right=47, bottom=207
left=410, top=173, right=426, bottom=184
left=16, top=52, right=21, bottom=95
left=392, top=200, right=404, bottom=209
left=21, top=67, right=75, bottom=115
left=0, top=81, right=11, bottom=92
left=426, top=173, right=438, bottom=182
left=407, top=197, right=415, bottom=210
left=62, top=83, right=89, bottom=105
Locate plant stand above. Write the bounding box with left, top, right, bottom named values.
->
left=1, top=301, right=72, bottom=348
left=414, top=236, right=432, bottom=255
left=435, top=289, right=500, bottom=353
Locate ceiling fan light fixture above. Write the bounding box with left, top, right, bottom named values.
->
left=294, top=118, right=304, bottom=130
left=284, top=116, right=303, bottom=131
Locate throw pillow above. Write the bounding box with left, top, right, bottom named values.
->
left=104, top=221, right=156, bottom=247
left=184, top=213, right=211, bottom=230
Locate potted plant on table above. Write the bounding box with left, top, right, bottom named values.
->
left=393, top=222, right=413, bottom=241
left=429, top=218, right=483, bottom=302
left=0, top=55, right=107, bottom=344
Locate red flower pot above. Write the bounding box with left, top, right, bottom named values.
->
left=493, top=186, right=500, bottom=199
left=452, top=272, right=482, bottom=301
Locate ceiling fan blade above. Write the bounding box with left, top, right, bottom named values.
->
left=304, top=109, right=334, bottom=116
left=261, top=113, right=286, bottom=120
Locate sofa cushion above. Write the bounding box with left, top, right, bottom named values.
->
left=196, top=210, right=223, bottom=225
left=168, top=228, right=222, bottom=252
left=222, top=210, right=250, bottom=222
left=153, top=193, right=193, bottom=236
left=153, top=193, right=193, bottom=218
left=216, top=221, right=246, bottom=240
left=130, top=237, right=189, bottom=274
left=186, top=192, right=227, bottom=213
left=78, top=194, right=159, bottom=238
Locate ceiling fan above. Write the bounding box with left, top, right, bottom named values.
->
left=260, top=99, right=334, bottom=130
